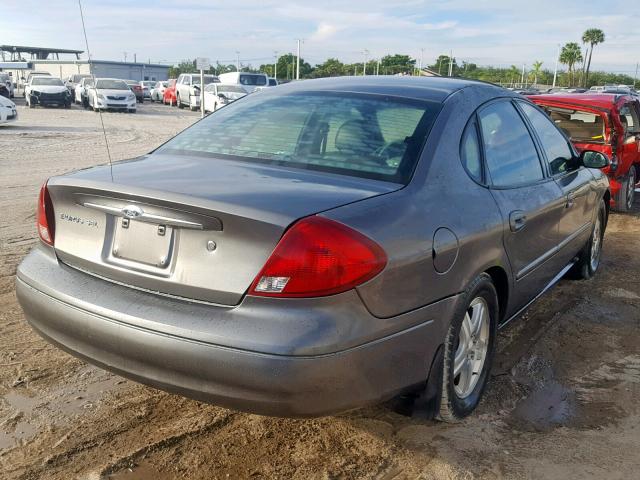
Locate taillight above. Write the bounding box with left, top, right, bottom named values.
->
left=37, top=182, right=55, bottom=246
left=250, top=216, right=387, bottom=298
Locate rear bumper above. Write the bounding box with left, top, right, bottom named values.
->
left=16, top=247, right=458, bottom=417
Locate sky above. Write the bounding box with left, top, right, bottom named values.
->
left=1, top=0, right=638, bottom=75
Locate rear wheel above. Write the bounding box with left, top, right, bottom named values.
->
left=625, top=166, right=636, bottom=211
left=571, top=199, right=606, bottom=279
left=177, top=93, right=184, bottom=109
left=437, top=274, right=498, bottom=422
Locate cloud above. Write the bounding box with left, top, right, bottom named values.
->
left=311, top=23, right=339, bottom=41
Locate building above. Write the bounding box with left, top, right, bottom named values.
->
left=0, top=45, right=170, bottom=83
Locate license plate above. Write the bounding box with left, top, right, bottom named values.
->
left=112, top=219, right=173, bottom=267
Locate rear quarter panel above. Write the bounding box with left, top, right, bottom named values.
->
left=325, top=86, right=512, bottom=321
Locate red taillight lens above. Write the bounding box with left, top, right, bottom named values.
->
left=250, top=216, right=387, bottom=298
left=37, top=182, right=55, bottom=246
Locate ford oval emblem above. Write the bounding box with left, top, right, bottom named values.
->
left=122, top=205, right=143, bottom=218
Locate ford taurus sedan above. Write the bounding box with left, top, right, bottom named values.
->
left=16, top=77, right=610, bottom=420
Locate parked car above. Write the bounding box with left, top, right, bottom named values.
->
left=140, top=81, right=155, bottom=99
left=162, top=79, right=177, bottom=106
left=175, top=73, right=219, bottom=110
left=124, top=80, right=144, bottom=103
left=74, top=77, right=94, bottom=107
left=203, top=83, right=247, bottom=112
left=25, top=76, right=72, bottom=108
left=16, top=77, right=610, bottom=420
left=530, top=93, right=640, bottom=211
left=87, top=78, right=137, bottom=113
left=218, top=72, right=268, bottom=93
left=0, top=72, right=15, bottom=98
left=0, top=83, right=9, bottom=99
left=65, top=74, right=92, bottom=94
left=150, top=80, right=171, bottom=102
left=0, top=94, right=17, bottom=125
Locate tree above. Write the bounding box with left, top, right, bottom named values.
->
left=559, top=42, right=583, bottom=86
left=430, top=55, right=457, bottom=76
left=530, top=60, right=543, bottom=86
left=582, top=28, right=605, bottom=86
left=168, top=59, right=196, bottom=78
left=272, top=53, right=312, bottom=80
left=311, top=58, right=347, bottom=78
left=379, top=54, right=415, bottom=75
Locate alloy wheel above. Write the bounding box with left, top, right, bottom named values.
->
left=453, top=297, right=490, bottom=398
left=627, top=168, right=636, bottom=211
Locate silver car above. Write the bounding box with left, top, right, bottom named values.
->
left=16, top=77, right=610, bottom=419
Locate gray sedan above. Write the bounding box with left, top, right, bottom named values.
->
left=16, top=77, right=610, bottom=419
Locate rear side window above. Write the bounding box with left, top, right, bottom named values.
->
left=519, top=102, right=573, bottom=175
left=460, top=120, right=483, bottom=182
left=158, top=92, right=439, bottom=183
left=479, top=101, right=543, bottom=187
left=620, top=102, right=640, bottom=135
left=537, top=105, right=606, bottom=144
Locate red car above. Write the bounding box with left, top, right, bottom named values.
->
left=530, top=93, right=640, bottom=211
left=163, top=79, right=177, bottom=106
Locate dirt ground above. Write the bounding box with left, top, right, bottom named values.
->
left=0, top=99, right=639, bottom=480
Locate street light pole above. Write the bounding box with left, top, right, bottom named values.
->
left=552, top=44, right=561, bottom=88
left=634, top=62, right=639, bottom=89
left=273, top=51, right=278, bottom=80
left=236, top=51, right=240, bottom=72
left=363, top=49, right=369, bottom=76
left=418, top=47, right=424, bottom=76
left=296, top=39, right=301, bottom=80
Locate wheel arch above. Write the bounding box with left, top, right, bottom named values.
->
left=484, top=265, right=509, bottom=323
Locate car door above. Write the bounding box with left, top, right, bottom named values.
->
left=478, top=99, right=566, bottom=309
left=618, top=100, right=640, bottom=192
left=517, top=100, right=596, bottom=264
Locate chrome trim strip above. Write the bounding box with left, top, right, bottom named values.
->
left=83, top=202, right=204, bottom=230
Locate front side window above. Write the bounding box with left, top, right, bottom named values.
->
left=519, top=102, right=574, bottom=175
left=157, top=92, right=439, bottom=183
left=479, top=101, right=544, bottom=187
left=619, top=102, right=640, bottom=135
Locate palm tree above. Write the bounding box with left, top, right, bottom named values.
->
left=530, top=60, right=543, bottom=86
left=559, top=42, right=583, bottom=87
left=582, top=28, right=605, bottom=86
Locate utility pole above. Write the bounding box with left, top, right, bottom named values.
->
left=296, top=39, right=302, bottom=80
left=418, top=47, right=424, bottom=76
left=634, top=62, right=639, bottom=89
left=448, top=50, right=453, bottom=77
left=552, top=44, right=561, bottom=88
left=376, top=58, right=381, bottom=76
left=123, top=51, right=127, bottom=62
left=134, top=53, right=137, bottom=63
left=236, top=51, right=240, bottom=72
left=273, top=51, right=278, bottom=80
left=363, top=49, right=369, bottom=75
left=521, top=63, right=525, bottom=87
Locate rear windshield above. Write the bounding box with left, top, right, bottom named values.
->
left=31, top=77, right=64, bottom=86
left=157, top=91, right=439, bottom=183
left=240, top=74, right=267, bottom=86
left=97, top=79, right=129, bottom=90
left=537, top=105, right=607, bottom=144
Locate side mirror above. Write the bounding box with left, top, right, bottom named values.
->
left=580, top=150, right=610, bottom=169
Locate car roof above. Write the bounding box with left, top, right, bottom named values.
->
left=531, top=93, right=633, bottom=109
left=269, top=76, right=505, bottom=103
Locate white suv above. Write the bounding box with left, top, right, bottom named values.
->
left=175, top=73, right=219, bottom=110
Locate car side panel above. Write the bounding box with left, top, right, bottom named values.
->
left=333, top=87, right=512, bottom=320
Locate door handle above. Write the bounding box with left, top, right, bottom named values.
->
left=566, top=193, right=576, bottom=208
left=509, top=211, right=527, bottom=232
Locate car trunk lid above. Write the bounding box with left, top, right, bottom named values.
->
left=47, top=154, right=399, bottom=305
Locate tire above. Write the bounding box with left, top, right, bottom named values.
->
left=570, top=199, right=606, bottom=280
left=176, top=94, right=184, bottom=109
left=437, top=273, right=498, bottom=422
left=621, top=166, right=636, bottom=212
left=128, top=109, right=136, bottom=113
left=28, top=96, right=35, bottom=108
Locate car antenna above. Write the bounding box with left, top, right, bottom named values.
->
left=78, top=0, right=114, bottom=181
